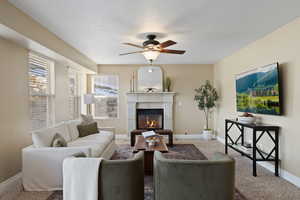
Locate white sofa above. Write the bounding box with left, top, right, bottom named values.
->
left=22, top=120, right=117, bottom=191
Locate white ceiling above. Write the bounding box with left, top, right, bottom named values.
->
left=8, top=0, right=300, bottom=64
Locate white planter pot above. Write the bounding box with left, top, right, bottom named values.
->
left=202, top=130, right=213, bottom=140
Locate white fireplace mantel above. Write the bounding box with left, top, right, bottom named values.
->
left=126, top=92, right=176, bottom=133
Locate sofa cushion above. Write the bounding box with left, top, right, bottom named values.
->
left=54, top=123, right=72, bottom=142
left=32, top=127, right=56, bottom=148
left=67, top=133, right=114, bottom=157
left=67, top=140, right=106, bottom=157
left=51, top=133, right=67, bottom=147
left=80, top=114, right=94, bottom=125
left=65, top=120, right=81, bottom=141
left=78, top=132, right=114, bottom=145
left=77, top=122, right=98, bottom=137
left=32, top=123, right=71, bottom=147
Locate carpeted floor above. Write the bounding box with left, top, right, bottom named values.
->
left=15, top=139, right=300, bottom=200
left=46, top=144, right=246, bottom=200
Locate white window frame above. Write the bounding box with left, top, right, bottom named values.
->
left=91, top=74, right=119, bottom=119
left=68, top=67, right=82, bottom=120
left=28, top=52, right=55, bottom=131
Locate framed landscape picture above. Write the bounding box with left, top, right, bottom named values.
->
left=92, top=75, right=119, bottom=119
left=235, top=63, right=281, bottom=115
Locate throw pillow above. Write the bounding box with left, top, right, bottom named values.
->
left=72, top=152, right=87, bottom=158
left=77, top=122, right=98, bottom=137
left=51, top=133, right=68, bottom=147
left=80, top=114, right=94, bottom=125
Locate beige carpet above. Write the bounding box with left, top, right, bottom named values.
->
left=15, top=139, right=300, bottom=200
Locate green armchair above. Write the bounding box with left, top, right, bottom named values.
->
left=100, top=151, right=144, bottom=200
left=154, top=151, right=235, bottom=200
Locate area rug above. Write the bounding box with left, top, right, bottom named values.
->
left=47, top=144, right=247, bottom=200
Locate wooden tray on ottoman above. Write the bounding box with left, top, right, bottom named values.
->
left=131, top=129, right=173, bottom=146
left=133, top=135, right=168, bottom=175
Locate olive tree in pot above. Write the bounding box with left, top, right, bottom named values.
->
left=194, top=80, right=218, bottom=140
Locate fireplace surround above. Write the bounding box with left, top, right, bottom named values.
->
left=126, top=92, right=176, bottom=133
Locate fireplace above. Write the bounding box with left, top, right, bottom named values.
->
left=136, top=109, right=164, bottom=130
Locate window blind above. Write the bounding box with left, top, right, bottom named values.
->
left=29, top=53, right=55, bottom=130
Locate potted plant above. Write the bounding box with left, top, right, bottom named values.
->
left=194, top=80, right=218, bottom=139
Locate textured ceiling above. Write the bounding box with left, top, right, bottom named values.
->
left=8, top=0, right=300, bottom=64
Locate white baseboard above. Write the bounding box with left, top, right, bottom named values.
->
left=115, top=134, right=128, bottom=140
left=174, top=134, right=203, bottom=140
left=116, top=134, right=204, bottom=140
left=217, top=136, right=300, bottom=188
left=216, top=136, right=225, bottom=144
left=0, top=173, right=23, bottom=200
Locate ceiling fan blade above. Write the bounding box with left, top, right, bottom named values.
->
left=159, top=40, right=176, bottom=48
left=160, top=49, right=186, bottom=54
left=122, top=43, right=144, bottom=49
left=119, top=50, right=146, bottom=56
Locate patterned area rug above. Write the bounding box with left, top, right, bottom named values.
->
left=47, top=144, right=247, bottom=200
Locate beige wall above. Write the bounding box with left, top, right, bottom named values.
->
left=0, top=36, right=86, bottom=183
left=0, top=36, right=31, bottom=183
left=55, top=62, right=70, bottom=123
left=0, top=1, right=96, bottom=184
left=0, top=0, right=97, bottom=72
left=214, top=17, right=300, bottom=177
left=97, top=64, right=214, bottom=135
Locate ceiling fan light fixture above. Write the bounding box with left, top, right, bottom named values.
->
left=142, top=50, right=160, bottom=62
left=121, top=34, right=185, bottom=61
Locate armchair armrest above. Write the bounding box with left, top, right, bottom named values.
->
left=100, top=152, right=144, bottom=200
left=22, top=146, right=91, bottom=191
left=154, top=151, right=235, bottom=200
left=211, top=152, right=235, bottom=162
left=23, top=146, right=91, bottom=161
left=98, top=127, right=116, bottom=140
left=98, top=127, right=115, bottom=134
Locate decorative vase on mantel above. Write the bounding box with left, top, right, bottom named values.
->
left=130, top=72, right=136, bottom=92
left=165, top=77, right=171, bottom=92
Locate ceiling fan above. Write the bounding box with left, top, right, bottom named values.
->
left=120, top=34, right=186, bottom=62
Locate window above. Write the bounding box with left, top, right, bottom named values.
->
left=28, top=53, right=55, bottom=130
left=68, top=68, right=82, bottom=120
left=92, top=75, right=119, bottom=119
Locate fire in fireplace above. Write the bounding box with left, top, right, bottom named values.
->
left=136, top=109, right=164, bottom=130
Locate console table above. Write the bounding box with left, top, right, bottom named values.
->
left=225, top=119, right=280, bottom=177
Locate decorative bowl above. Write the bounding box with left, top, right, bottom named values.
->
left=238, top=116, right=256, bottom=124
left=145, top=136, right=160, bottom=146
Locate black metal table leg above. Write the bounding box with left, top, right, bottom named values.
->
left=169, top=133, right=173, bottom=146
left=225, top=122, right=228, bottom=154
left=252, top=129, right=257, bottom=177
left=240, top=126, right=245, bottom=156
left=131, top=133, right=136, bottom=146
left=241, top=126, right=244, bottom=146
left=275, top=130, right=279, bottom=176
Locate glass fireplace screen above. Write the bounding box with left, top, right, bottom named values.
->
left=136, top=109, right=164, bottom=130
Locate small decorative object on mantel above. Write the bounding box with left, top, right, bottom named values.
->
left=237, top=112, right=256, bottom=124
left=165, top=77, right=171, bottom=92
left=194, top=80, right=218, bottom=140
left=146, top=88, right=155, bottom=93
